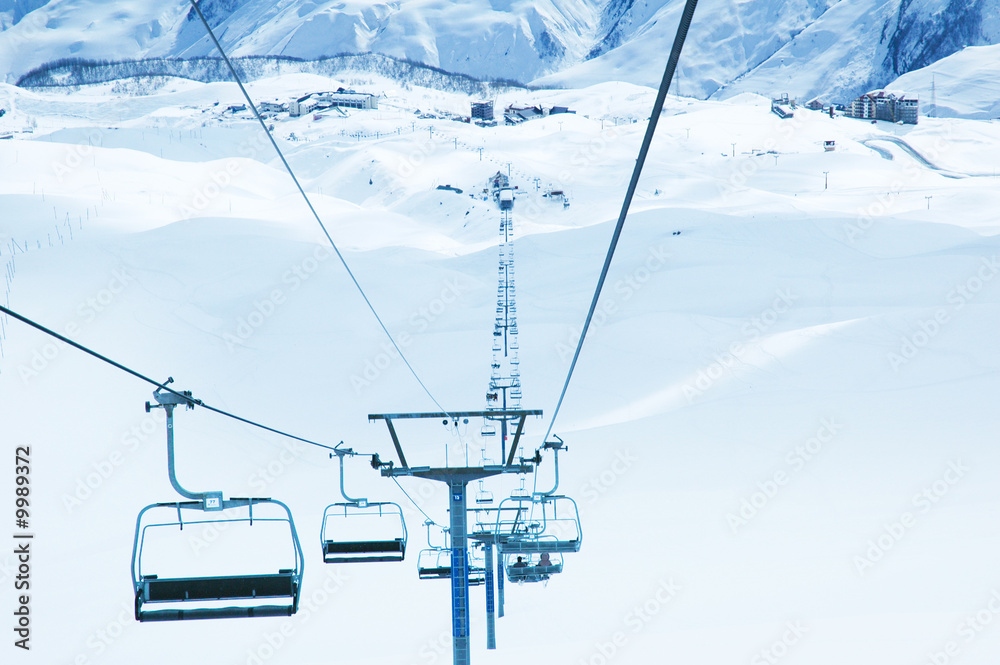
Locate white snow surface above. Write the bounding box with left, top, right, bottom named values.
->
left=2, top=72, right=1000, bottom=664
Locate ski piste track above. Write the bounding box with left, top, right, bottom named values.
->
left=862, top=134, right=995, bottom=179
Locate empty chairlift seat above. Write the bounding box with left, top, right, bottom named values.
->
left=417, top=548, right=453, bottom=580
left=321, top=502, right=407, bottom=563
left=132, top=499, right=304, bottom=622
left=417, top=548, right=486, bottom=585
left=495, top=494, right=582, bottom=554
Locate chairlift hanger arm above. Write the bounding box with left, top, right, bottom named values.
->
left=146, top=390, right=222, bottom=507
left=331, top=444, right=367, bottom=504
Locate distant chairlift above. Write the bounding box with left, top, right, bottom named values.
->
left=475, top=478, right=494, bottom=505
left=416, top=523, right=486, bottom=585
left=132, top=383, right=304, bottom=622
left=495, top=439, right=582, bottom=554
left=321, top=445, right=407, bottom=564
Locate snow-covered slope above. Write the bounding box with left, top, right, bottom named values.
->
left=2, top=69, right=1000, bottom=664
left=886, top=43, right=1000, bottom=119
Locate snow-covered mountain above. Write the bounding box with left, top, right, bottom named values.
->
left=0, top=0, right=599, bottom=84
left=2, top=1, right=1000, bottom=105
left=545, top=0, right=1000, bottom=103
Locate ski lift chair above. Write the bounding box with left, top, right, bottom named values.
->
left=417, top=548, right=453, bottom=580
left=133, top=499, right=304, bottom=621
left=504, top=546, right=564, bottom=584
left=417, top=547, right=486, bottom=585
left=475, top=482, right=494, bottom=505
left=132, top=382, right=304, bottom=622
left=320, top=445, right=407, bottom=563
left=496, top=494, right=582, bottom=554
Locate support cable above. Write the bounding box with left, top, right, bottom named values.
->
left=0, top=303, right=338, bottom=452
left=188, top=0, right=446, bottom=414
left=542, top=0, right=700, bottom=442
left=391, top=476, right=444, bottom=528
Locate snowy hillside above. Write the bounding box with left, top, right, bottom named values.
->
left=886, top=43, right=1000, bottom=120
left=2, top=60, right=1000, bottom=665
left=4, top=0, right=1000, bottom=108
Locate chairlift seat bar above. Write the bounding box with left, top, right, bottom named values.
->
left=325, top=553, right=406, bottom=564
left=137, top=604, right=294, bottom=622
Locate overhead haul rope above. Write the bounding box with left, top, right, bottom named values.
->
left=188, top=0, right=447, bottom=414
left=0, top=304, right=338, bottom=452
left=391, top=477, right=444, bottom=529
left=542, top=0, right=700, bottom=443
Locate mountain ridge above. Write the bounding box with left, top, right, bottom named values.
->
left=2, top=0, right=999, bottom=106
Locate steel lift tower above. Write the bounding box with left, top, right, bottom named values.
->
left=369, top=409, right=541, bottom=665
left=485, top=206, right=523, bottom=458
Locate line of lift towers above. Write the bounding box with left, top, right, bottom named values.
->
left=130, top=189, right=582, bottom=665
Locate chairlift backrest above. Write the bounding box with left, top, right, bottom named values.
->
left=321, top=501, right=407, bottom=564
left=495, top=494, right=582, bottom=553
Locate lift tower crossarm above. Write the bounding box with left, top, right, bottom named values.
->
left=368, top=410, right=542, bottom=470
